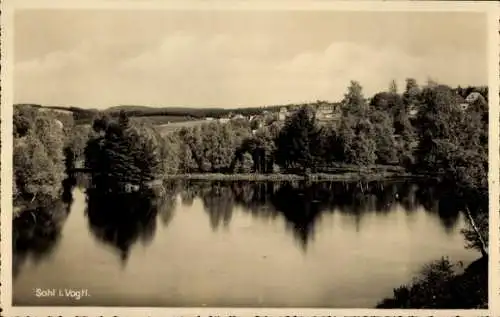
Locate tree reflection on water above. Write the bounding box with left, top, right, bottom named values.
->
left=12, top=202, right=70, bottom=279
left=84, top=188, right=160, bottom=265
left=175, top=179, right=466, bottom=251
left=12, top=178, right=470, bottom=272
left=12, top=175, right=76, bottom=279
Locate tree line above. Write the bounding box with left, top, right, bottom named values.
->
left=85, top=79, right=488, bottom=191
left=13, top=78, right=488, bottom=208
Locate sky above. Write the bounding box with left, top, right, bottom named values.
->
left=14, top=10, right=488, bottom=109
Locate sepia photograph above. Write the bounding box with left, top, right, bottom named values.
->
left=1, top=1, right=499, bottom=316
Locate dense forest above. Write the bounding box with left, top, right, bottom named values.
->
left=13, top=78, right=489, bottom=308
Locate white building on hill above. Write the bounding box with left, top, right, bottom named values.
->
left=278, top=107, right=288, bottom=121
left=316, top=103, right=339, bottom=120
left=465, top=92, right=486, bottom=105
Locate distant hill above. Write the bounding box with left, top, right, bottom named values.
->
left=13, top=84, right=487, bottom=125
left=106, top=105, right=157, bottom=112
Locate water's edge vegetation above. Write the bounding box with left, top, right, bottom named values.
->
left=13, top=79, right=488, bottom=308
left=162, top=172, right=419, bottom=182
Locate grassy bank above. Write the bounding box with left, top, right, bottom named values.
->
left=161, top=164, right=427, bottom=182
left=163, top=171, right=423, bottom=182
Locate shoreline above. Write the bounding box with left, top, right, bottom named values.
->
left=12, top=171, right=435, bottom=216
left=161, top=172, right=429, bottom=182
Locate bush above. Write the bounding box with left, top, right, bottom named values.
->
left=235, top=153, right=254, bottom=173
left=376, top=256, right=487, bottom=308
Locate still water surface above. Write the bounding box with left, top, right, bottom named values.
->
left=13, top=180, right=477, bottom=307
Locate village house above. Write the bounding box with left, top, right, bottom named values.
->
left=408, top=91, right=484, bottom=118
left=278, top=107, right=288, bottom=121
left=316, top=103, right=340, bottom=121
left=463, top=92, right=486, bottom=110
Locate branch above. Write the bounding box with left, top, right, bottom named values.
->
left=30, top=192, right=37, bottom=203
left=464, top=206, right=488, bottom=258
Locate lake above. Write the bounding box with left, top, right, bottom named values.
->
left=12, top=179, right=478, bottom=308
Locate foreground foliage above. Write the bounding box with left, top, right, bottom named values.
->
left=376, top=256, right=487, bottom=309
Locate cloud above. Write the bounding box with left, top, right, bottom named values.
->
left=16, top=41, right=92, bottom=74
left=15, top=32, right=486, bottom=108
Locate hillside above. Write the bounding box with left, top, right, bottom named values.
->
left=13, top=84, right=487, bottom=126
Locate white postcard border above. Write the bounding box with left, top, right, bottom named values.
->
left=1, top=1, right=499, bottom=316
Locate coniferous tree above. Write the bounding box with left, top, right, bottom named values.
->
left=389, top=79, right=398, bottom=94
left=85, top=112, right=164, bottom=191
left=342, top=81, right=367, bottom=116
left=337, top=82, right=378, bottom=165
left=403, top=78, right=421, bottom=114
left=275, top=105, right=321, bottom=171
